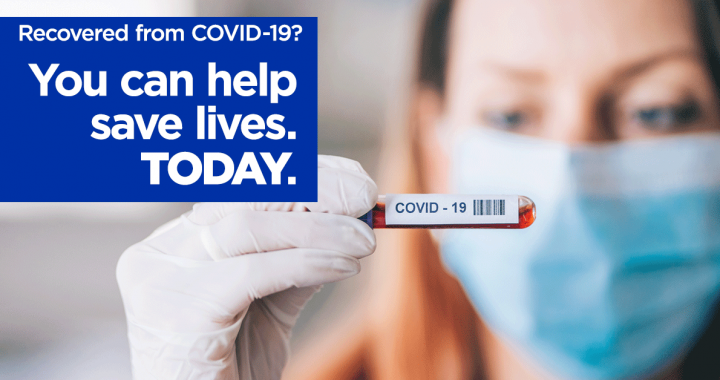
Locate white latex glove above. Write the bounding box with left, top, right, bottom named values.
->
left=117, top=155, right=377, bottom=380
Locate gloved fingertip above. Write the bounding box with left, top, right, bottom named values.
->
left=362, top=178, right=379, bottom=211
left=332, top=255, right=361, bottom=275
left=344, top=173, right=379, bottom=217
left=350, top=221, right=377, bottom=258
left=201, top=225, right=230, bottom=261
left=187, top=202, right=213, bottom=224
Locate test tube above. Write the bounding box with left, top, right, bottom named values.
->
left=359, top=194, right=535, bottom=229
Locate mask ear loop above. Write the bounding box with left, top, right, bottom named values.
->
left=429, top=228, right=446, bottom=245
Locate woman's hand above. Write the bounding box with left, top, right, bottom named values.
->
left=116, top=155, right=377, bottom=380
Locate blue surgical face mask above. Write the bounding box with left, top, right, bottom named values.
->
left=439, top=127, right=720, bottom=380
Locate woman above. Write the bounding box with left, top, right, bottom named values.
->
left=284, top=0, right=720, bottom=379
left=117, top=0, right=720, bottom=379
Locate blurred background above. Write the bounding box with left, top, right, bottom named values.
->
left=0, top=1, right=419, bottom=378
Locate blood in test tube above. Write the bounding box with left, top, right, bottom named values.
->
left=358, top=195, right=536, bottom=229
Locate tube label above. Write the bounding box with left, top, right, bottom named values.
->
left=384, top=194, right=519, bottom=226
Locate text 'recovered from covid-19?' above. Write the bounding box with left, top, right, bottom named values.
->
left=0, top=18, right=318, bottom=201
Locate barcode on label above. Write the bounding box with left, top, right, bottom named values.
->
left=473, top=199, right=505, bottom=216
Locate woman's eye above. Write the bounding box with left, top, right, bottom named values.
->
left=633, top=101, right=701, bottom=131
left=483, top=110, right=528, bottom=130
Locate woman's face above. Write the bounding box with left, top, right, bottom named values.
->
left=446, top=0, right=720, bottom=139
left=421, top=0, right=720, bottom=192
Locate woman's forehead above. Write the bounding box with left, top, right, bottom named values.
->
left=449, top=0, right=700, bottom=75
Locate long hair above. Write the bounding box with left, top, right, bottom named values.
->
left=363, top=0, right=483, bottom=377
left=679, top=7, right=720, bottom=380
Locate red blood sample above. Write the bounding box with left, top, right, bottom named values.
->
left=364, top=196, right=535, bottom=229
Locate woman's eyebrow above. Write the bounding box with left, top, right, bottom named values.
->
left=477, top=48, right=700, bottom=83
left=613, top=48, right=700, bottom=81
left=477, top=62, right=546, bottom=83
